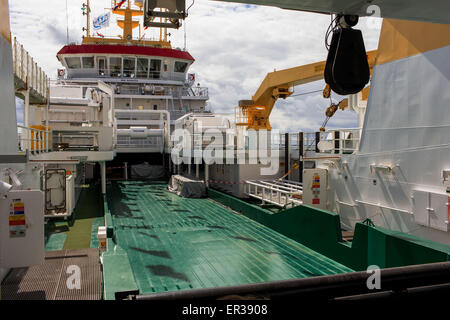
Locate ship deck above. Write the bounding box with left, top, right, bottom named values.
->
left=1, top=185, right=105, bottom=300
left=5, top=180, right=450, bottom=300
left=103, top=181, right=353, bottom=299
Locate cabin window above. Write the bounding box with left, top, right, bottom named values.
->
left=65, top=57, right=82, bottom=69
left=123, top=57, right=136, bottom=78
left=82, top=57, right=95, bottom=69
left=150, top=59, right=161, bottom=79
left=137, top=58, right=149, bottom=78
left=174, top=61, right=188, bottom=73
left=110, top=57, right=122, bottom=77
left=98, top=58, right=107, bottom=76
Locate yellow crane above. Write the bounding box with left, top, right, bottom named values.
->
left=235, top=50, right=378, bottom=130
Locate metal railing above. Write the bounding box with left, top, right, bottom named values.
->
left=229, top=129, right=361, bottom=154
left=191, top=86, right=209, bottom=98
left=12, top=37, right=50, bottom=100
left=244, top=180, right=303, bottom=208
left=70, top=68, right=188, bottom=82
left=115, top=136, right=164, bottom=151
left=167, top=128, right=361, bottom=156
left=17, top=125, right=51, bottom=154
left=101, top=69, right=170, bottom=80
left=87, top=34, right=162, bottom=43
left=303, top=129, right=361, bottom=154
left=113, top=83, right=209, bottom=99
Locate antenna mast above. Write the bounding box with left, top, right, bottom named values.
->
left=82, top=0, right=91, bottom=38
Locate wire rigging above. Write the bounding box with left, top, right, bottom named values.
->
left=187, top=0, right=195, bottom=14
left=325, top=14, right=339, bottom=51
left=290, top=89, right=323, bottom=97
left=184, top=1, right=195, bottom=51
left=65, top=0, right=70, bottom=44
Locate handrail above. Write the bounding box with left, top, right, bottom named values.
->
left=302, top=129, right=361, bottom=154
left=17, top=125, right=51, bottom=154
left=66, top=68, right=188, bottom=82
left=244, top=180, right=303, bottom=208
left=133, top=261, right=450, bottom=300
left=12, top=37, right=50, bottom=101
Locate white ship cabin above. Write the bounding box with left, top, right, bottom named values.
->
left=57, top=44, right=195, bottom=82
left=46, top=44, right=210, bottom=154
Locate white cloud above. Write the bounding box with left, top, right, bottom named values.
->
left=16, top=98, right=24, bottom=125
left=9, top=0, right=381, bottom=132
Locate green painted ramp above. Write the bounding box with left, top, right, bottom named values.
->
left=105, top=181, right=353, bottom=297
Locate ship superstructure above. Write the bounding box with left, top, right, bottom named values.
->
left=0, top=0, right=450, bottom=302
left=47, top=0, right=208, bottom=157
left=24, top=0, right=212, bottom=221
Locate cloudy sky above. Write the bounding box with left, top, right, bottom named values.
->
left=10, top=0, right=381, bottom=131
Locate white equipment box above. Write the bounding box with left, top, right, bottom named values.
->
left=412, top=189, right=449, bottom=232
left=303, top=168, right=328, bottom=210
left=0, top=190, right=45, bottom=268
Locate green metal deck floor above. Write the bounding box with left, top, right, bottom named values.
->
left=106, top=181, right=353, bottom=296
left=44, top=184, right=105, bottom=251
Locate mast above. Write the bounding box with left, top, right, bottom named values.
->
left=82, top=0, right=172, bottom=48
left=82, top=0, right=91, bottom=38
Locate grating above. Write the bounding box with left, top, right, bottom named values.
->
left=1, top=249, right=102, bottom=300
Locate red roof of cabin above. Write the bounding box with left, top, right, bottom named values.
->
left=57, top=44, right=195, bottom=61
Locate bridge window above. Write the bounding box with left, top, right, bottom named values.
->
left=174, top=61, right=188, bottom=73
left=110, top=57, right=122, bottom=77
left=65, top=57, right=81, bottom=69
left=150, top=59, right=161, bottom=79
left=137, top=58, right=149, bottom=78
left=98, top=57, right=107, bottom=76
left=82, top=57, right=95, bottom=69
left=123, top=57, right=136, bottom=78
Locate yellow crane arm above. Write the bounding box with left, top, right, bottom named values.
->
left=237, top=50, right=377, bottom=130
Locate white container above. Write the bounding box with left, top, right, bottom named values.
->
left=97, top=226, right=107, bottom=251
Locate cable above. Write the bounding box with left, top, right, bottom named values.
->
left=184, top=0, right=194, bottom=50
left=66, top=0, right=70, bottom=44
left=184, top=16, right=187, bottom=51
left=290, top=89, right=323, bottom=97
left=320, top=98, right=347, bottom=130
left=187, top=0, right=195, bottom=14
left=325, top=14, right=339, bottom=51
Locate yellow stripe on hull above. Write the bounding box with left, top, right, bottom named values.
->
left=0, top=0, right=11, bottom=43
left=376, top=19, right=450, bottom=66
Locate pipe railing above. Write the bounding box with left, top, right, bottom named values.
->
left=115, top=136, right=164, bottom=150
left=17, top=125, right=51, bottom=154
left=244, top=180, right=303, bottom=208
left=303, top=129, right=361, bottom=154
left=12, top=37, right=50, bottom=101
left=131, top=261, right=450, bottom=301
left=68, top=68, right=192, bottom=83
left=111, top=83, right=209, bottom=98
